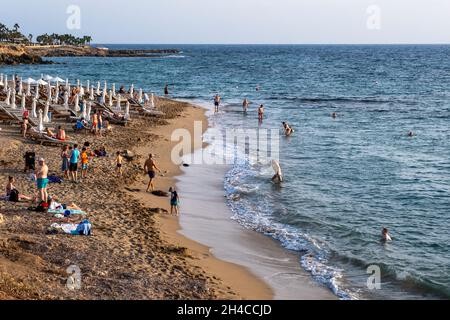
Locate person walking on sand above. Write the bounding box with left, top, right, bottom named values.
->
left=214, top=94, right=221, bottom=113
left=169, top=187, right=180, bottom=216
left=80, top=147, right=89, bottom=180
left=35, top=158, right=49, bottom=202
left=61, top=145, right=70, bottom=179
left=69, top=144, right=80, bottom=183
left=258, top=104, right=265, bottom=122
left=144, top=153, right=162, bottom=192
left=243, top=98, right=249, bottom=114
left=116, top=151, right=123, bottom=176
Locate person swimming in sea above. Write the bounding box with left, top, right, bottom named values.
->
left=408, top=131, right=414, bottom=137
left=332, top=112, right=337, bottom=119
left=282, top=122, right=294, bottom=136
left=382, top=228, right=392, bottom=241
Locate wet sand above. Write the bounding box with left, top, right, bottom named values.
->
left=176, top=152, right=336, bottom=300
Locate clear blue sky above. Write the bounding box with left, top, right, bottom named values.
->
left=1, top=0, right=449, bottom=44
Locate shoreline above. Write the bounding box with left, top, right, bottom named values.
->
left=0, top=97, right=267, bottom=299
left=128, top=100, right=336, bottom=300
left=127, top=102, right=273, bottom=299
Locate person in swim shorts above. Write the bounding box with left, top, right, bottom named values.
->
left=144, top=153, right=161, bottom=192
left=35, top=158, right=49, bottom=202
left=116, top=151, right=123, bottom=176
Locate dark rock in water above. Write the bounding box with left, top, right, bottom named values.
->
left=152, top=190, right=169, bottom=197
left=0, top=53, right=51, bottom=65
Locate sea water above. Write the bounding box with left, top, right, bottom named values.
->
left=3, top=44, right=449, bottom=299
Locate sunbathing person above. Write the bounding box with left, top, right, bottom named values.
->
left=5, top=176, right=33, bottom=202
left=56, top=125, right=68, bottom=141
left=45, top=127, right=56, bottom=138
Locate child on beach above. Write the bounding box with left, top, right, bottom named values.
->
left=5, top=176, right=33, bottom=202
left=81, top=147, right=89, bottom=179
left=61, top=145, right=70, bottom=179
left=115, top=151, right=123, bottom=176
left=169, top=187, right=180, bottom=216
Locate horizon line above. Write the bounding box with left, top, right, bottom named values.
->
left=91, top=42, right=450, bottom=46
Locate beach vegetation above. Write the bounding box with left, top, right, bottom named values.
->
left=0, top=21, right=92, bottom=46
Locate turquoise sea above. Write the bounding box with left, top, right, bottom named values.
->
left=2, top=44, right=449, bottom=299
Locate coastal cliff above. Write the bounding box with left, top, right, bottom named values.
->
left=0, top=45, right=46, bottom=65
left=0, top=44, right=181, bottom=65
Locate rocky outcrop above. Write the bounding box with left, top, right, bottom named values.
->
left=0, top=44, right=50, bottom=65
left=0, top=44, right=181, bottom=65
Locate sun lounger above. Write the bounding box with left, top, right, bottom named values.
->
left=27, top=128, right=76, bottom=146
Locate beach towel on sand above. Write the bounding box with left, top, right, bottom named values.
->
left=48, top=208, right=87, bottom=217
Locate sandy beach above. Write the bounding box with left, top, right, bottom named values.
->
left=0, top=96, right=274, bottom=299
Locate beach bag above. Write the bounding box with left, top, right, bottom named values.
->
left=36, top=201, right=49, bottom=212
left=8, top=189, right=19, bottom=202
left=48, top=175, right=63, bottom=184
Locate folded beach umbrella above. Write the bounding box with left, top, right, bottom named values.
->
left=5, top=89, right=11, bottom=105
left=101, top=90, right=106, bottom=104
left=116, top=95, right=121, bottom=112
left=63, top=91, right=69, bottom=109
left=43, top=101, right=50, bottom=123
left=47, top=86, right=52, bottom=103
left=21, top=94, right=26, bottom=111
left=38, top=109, right=44, bottom=132
left=54, top=83, right=60, bottom=104
left=18, top=78, right=23, bottom=95
left=24, top=78, right=35, bottom=96
left=151, top=93, right=155, bottom=109
left=35, top=84, right=40, bottom=100
left=0, top=73, right=3, bottom=85
left=130, top=84, right=134, bottom=97
left=82, top=100, right=87, bottom=119
left=103, top=81, right=107, bottom=94
left=76, top=79, right=80, bottom=89
left=112, top=83, right=116, bottom=97
left=86, top=80, right=90, bottom=91
left=125, top=101, right=130, bottom=120
left=3, top=75, right=8, bottom=92
left=31, top=98, right=37, bottom=118
left=11, top=90, right=16, bottom=109
left=86, top=102, right=92, bottom=122
left=89, top=86, right=94, bottom=100
left=74, top=94, right=80, bottom=112
left=108, top=90, right=113, bottom=107
left=96, top=81, right=100, bottom=95
left=138, top=88, right=143, bottom=104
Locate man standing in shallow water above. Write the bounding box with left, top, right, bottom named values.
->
left=144, top=154, right=162, bottom=192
